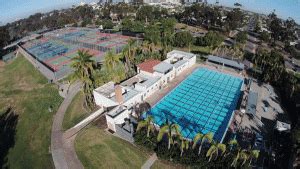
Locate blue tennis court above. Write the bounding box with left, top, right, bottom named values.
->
left=145, top=68, right=243, bottom=142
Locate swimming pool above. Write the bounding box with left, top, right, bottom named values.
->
left=145, top=68, right=243, bottom=142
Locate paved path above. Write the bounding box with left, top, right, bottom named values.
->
left=51, top=82, right=84, bottom=169
left=141, top=153, right=157, bottom=169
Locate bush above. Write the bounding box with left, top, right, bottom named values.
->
left=236, top=31, right=248, bottom=44
left=196, top=31, right=223, bottom=49
left=173, top=31, right=194, bottom=48
left=134, top=129, right=157, bottom=151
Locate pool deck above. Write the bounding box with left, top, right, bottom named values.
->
left=146, top=63, right=244, bottom=107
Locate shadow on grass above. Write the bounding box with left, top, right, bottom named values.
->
left=0, top=107, right=18, bottom=169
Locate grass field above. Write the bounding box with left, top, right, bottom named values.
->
left=75, top=125, right=149, bottom=169
left=62, top=91, right=89, bottom=130
left=0, top=55, right=63, bottom=168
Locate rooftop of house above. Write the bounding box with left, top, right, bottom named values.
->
left=167, top=50, right=196, bottom=59
left=94, top=81, right=115, bottom=98
left=94, top=81, right=140, bottom=103
left=137, top=59, right=161, bottom=73
left=121, top=73, right=160, bottom=89
left=153, top=62, right=174, bottom=74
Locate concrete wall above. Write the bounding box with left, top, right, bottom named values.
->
left=18, top=45, right=72, bottom=81
left=106, top=109, right=130, bottom=131
left=18, top=46, right=56, bottom=80
left=154, top=68, right=176, bottom=86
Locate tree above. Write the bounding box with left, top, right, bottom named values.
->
left=121, top=38, right=137, bottom=77
left=157, top=121, right=181, bottom=150
left=226, top=8, right=244, bottom=31
left=179, top=135, right=190, bottom=157
left=192, top=132, right=214, bottom=155
left=144, top=24, right=161, bottom=45
left=249, top=150, right=260, bottom=166
left=104, top=50, right=121, bottom=71
left=206, top=142, right=226, bottom=162
left=260, top=31, right=271, bottom=43
left=71, top=49, right=96, bottom=109
left=268, top=12, right=282, bottom=42
left=236, top=31, right=248, bottom=44
left=137, top=116, right=155, bottom=138
left=100, top=19, right=114, bottom=29
left=196, top=31, right=223, bottom=49
left=173, top=31, right=194, bottom=48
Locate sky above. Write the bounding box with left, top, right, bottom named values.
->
left=1, top=0, right=300, bottom=25
left=0, top=0, right=96, bottom=25
left=207, top=0, right=300, bottom=24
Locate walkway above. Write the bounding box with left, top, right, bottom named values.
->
left=51, top=82, right=84, bottom=169
left=141, top=153, right=157, bottom=169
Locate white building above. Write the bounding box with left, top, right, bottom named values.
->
left=93, top=50, right=196, bottom=132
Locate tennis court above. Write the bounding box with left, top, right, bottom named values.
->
left=21, top=27, right=133, bottom=73
left=145, top=68, right=243, bottom=142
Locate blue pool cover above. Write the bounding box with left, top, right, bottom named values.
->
left=145, top=68, right=243, bottom=142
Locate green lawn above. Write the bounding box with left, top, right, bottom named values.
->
left=0, top=55, right=63, bottom=168
left=75, top=125, right=149, bottom=169
left=63, top=91, right=89, bottom=130
left=151, top=160, right=187, bottom=169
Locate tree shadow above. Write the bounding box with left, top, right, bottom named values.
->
left=0, top=107, right=18, bottom=169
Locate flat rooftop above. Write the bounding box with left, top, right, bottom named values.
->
left=121, top=73, right=160, bottom=89
left=167, top=50, right=196, bottom=59
left=95, top=81, right=140, bottom=103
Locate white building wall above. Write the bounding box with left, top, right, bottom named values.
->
left=123, top=92, right=142, bottom=109
left=188, top=56, right=197, bottom=67
left=106, top=109, right=130, bottom=132
left=155, top=68, right=176, bottom=86
left=93, top=91, right=118, bottom=108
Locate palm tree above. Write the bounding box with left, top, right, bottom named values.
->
left=157, top=121, right=181, bottom=150
left=121, top=38, right=137, bottom=77
left=206, top=141, right=226, bottom=162
left=228, top=139, right=239, bottom=151
left=179, top=135, right=190, bottom=157
left=71, top=49, right=96, bottom=109
left=192, top=132, right=214, bottom=155
left=136, top=116, right=155, bottom=138
left=231, top=148, right=249, bottom=167
left=239, top=149, right=249, bottom=166
left=249, top=150, right=260, bottom=166
left=104, top=50, right=121, bottom=71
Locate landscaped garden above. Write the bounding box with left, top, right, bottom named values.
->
left=134, top=116, right=260, bottom=168
left=0, top=54, right=63, bottom=168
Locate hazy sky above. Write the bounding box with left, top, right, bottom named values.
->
left=0, top=0, right=96, bottom=25
left=1, top=0, right=300, bottom=25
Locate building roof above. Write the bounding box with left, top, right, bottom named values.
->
left=121, top=73, right=160, bottom=89
left=94, top=81, right=115, bottom=97
left=208, top=55, right=245, bottom=70
left=246, top=91, right=258, bottom=115
left=153, top=62, right=174, bottom=73
left=173, top=59, right=188, bottom=68
left=167, top=50, right=196, bottom=59
left=137, top=59, right=161, bottom=73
